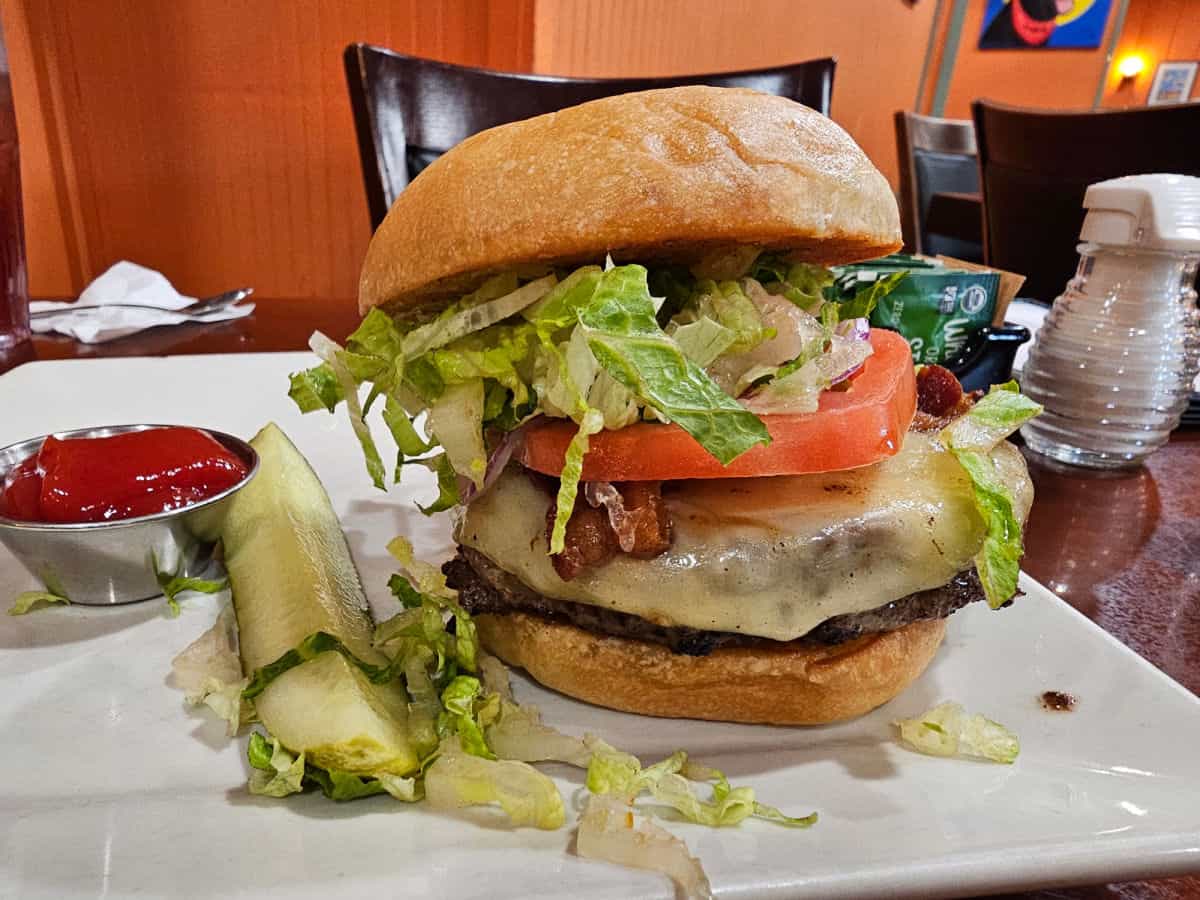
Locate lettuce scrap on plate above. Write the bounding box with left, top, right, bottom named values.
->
left=894, top=701, right=1020, bottom=764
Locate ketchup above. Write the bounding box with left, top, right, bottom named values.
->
left=0, top=427, right=248, bottom=523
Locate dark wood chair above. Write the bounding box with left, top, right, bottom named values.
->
left=893, top=110, right=982, bottom=261
left=344, top=46, right=836, bottom=229
left=972, top=99, right=1200, bottom=302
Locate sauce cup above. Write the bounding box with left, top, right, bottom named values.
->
left=0, top=424, right=257, bottom=605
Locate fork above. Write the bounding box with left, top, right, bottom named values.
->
left=30, top=287, right=254, bottom=320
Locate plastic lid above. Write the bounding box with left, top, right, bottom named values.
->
left=1080, top=174, right=1200, bottom=252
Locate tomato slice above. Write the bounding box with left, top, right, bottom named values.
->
left=519, top=328, right=917, bottom=481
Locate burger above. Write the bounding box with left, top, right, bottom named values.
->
left=290, top=86, right=1038, bottom=726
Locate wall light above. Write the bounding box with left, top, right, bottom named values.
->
left=1116, top=53, right=1146, bottom=80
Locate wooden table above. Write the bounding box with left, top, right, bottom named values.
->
left=3, top=297, right=1198, bottom=899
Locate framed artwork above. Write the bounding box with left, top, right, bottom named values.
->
left=979, top=0, right=1113, bottom=50
left=1147, top=61, right=1198, bottom=106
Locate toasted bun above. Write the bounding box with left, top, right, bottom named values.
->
left=476, top=612, right=945, bottom=725
left=360, top=86, right=901, bottom=316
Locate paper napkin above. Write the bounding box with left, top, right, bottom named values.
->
left=29, top=261, right=253, bottom=344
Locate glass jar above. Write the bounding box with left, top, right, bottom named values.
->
left=1020, top=243, right=1200, bottom=468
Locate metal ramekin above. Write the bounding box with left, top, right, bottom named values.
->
left=0, top=424, right=257, bottom=605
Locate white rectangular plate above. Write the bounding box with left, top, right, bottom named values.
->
left=2, top=353, right=1199, bottom=899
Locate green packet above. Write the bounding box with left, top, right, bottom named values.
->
left=832, top=260, right=999, bottom=365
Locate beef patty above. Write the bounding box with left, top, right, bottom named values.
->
left=444, top=546, right=996, bottom=657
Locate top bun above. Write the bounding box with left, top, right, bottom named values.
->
left=360, top=86, right=901, bottom=316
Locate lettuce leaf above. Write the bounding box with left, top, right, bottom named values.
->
left=439, top=675, right=495, bottom=759
left=381, top=395, right=432, bottom=481
left=414, top=453, right=461, bottom=515
left=424, top=736, right=566, bottom=830
left=402, top=274, right=555, bottom=359
left=428, top=323, right=536, bottom=406
left=8, top=590, right=70, bottom=616
left=586, top=746, right=817, bottom=829
left=522, top=266, right=604, bottom=334
left=837, top=271, right=907, bottom=320
left=247, top=732, right=306, bottom=798
left=548, top=408, right=604, bottom=554
left=669, top=316, right=736, bottom=368
left=690, top=279, right=773, bottom=354
left=894, top=701, right=1020, bottom=764
left=247, top=730, right=418, bottom=801
left=941, top=380, right=1043, bottom=452
left=751, top=257, right=833, bottom=310
left=155, top=568, right=227, bottom=618
left=170, top=604, right=253, bottom=735
left=578, top=265, right=770, bottom=465
left=426, top=379, right=488, bottom=488
left=287, top=364, right=342, bottom=413
left=940, top=382, right=1043, bottom=608
left=310, top=332, right=388, bottom=490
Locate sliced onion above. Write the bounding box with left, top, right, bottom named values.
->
left=576, top=795, right=713, bottom=900
left=461, top=427, right=526, bottom=504
left=835, top=316, right=871, bottom=342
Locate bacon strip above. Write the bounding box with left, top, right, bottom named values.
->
left=911, top=365, right=979, bottom=433
left=549, top=481, right=672, bottom=581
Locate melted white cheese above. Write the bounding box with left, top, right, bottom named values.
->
left=457, top=433, right=1033, bottom=641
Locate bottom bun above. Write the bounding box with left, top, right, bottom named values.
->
left=476, top=612, right=946, bottom=725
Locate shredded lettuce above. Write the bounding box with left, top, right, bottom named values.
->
left=838, top=271, right=907, bottom=320
left=8, top=590, right=70, bottom=616
left=753, top=257, right=834, bottom=310
left=310, top=331, right=388, bottom=489
left=941, top=380, right=1043, bottom=452
left=894, top=701, right=1020, bottom=764
left=549, top=408, right=604, bottom=554
left=427, top=380, right=488, bottom=488
left=425, top=736, right=565, bottom=829
left=940, top=382, right=1043, bottom=608
left=688, top=279, right=773, bottom=354
left=247, top=732, right=307, bottom=797
left=439, top=675, right=496, bottom=759
left=579, top=265, right=770, bottom=464
left=414, top=453, right=461, bottom=515
left=670, top=316, right=736, bottom=368
left=587, top=746, right=816, bottom=829
left=170, top=604, right=253, bottom=735
left=154, top=562, right=227, bottom=618
left=286, top=255, right=891, bottom=519
left=287, top=364, right=342, bottom=413
left=402, top=274, right=556, bottom=359
left=247, top=730, right=414, bottom=801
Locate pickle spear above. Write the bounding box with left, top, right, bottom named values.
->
left=223, top=423, right=417, bottom=776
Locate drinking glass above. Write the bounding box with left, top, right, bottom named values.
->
left=0, top=23, right=31, bottom=350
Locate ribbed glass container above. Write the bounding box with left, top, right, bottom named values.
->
left=1020, top=244, right=1200, bottom=468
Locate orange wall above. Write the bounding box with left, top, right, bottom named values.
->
left=531, top=0, right=938, bottom=188
left=940, top=1, right=1119, bottom=118
left=6, top=0, right=1195, bottom=303
left=1101, top=0, right=1200, bottom=107
left=2, top=0, right=533, bottom=301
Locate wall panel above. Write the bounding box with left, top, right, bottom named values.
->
left=531, top=0, right=938, bottom=187
left=939, top=0, right=1118, bottom=118
left=1102, top=0, right=1200, bottom=107
left=3, top=0, right=533, bottom=300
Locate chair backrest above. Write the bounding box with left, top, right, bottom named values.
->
left=345, top=45, right=836, bottom=229
left=893, top=111, right=980, bottom=259
left=973, top=99, right=1200, bottom=302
